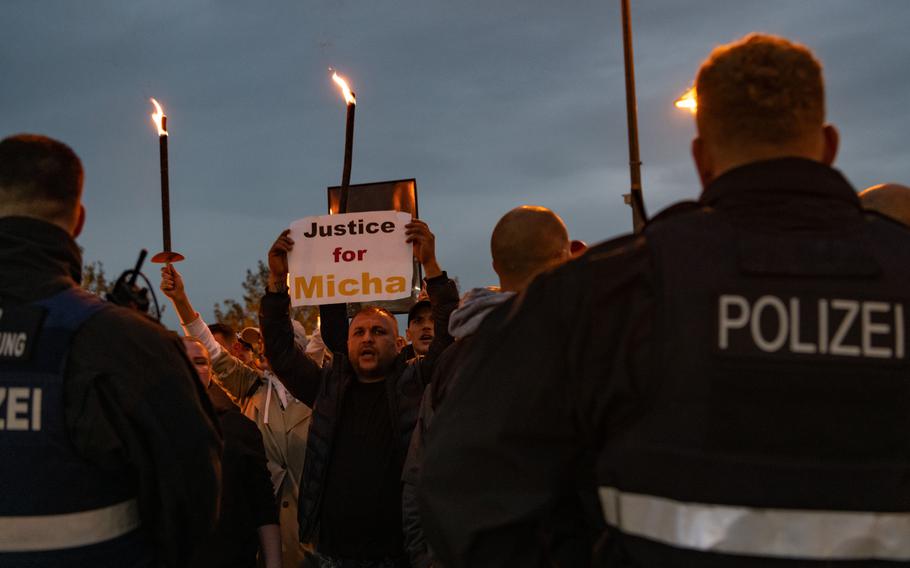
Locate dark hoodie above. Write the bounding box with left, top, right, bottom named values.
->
left=0, top=217, right=222, bottom=567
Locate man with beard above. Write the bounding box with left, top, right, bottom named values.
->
left=260, top=219, right=459, bottom=567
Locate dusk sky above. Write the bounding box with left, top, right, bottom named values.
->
left=3, top=1, right=909, bottom=329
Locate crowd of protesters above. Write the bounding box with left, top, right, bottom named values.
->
left=3, top=31, right=910, bottom=568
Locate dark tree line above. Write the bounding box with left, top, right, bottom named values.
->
left=82, top=258, right=317, bottom=333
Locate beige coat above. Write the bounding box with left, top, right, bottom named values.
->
left=212, top=352, right=312, bottom=568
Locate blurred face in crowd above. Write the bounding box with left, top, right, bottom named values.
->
left=182, top=338, right=213, bottom=388
left=348, top=309, right=400, bottom=380
left=211, top=331, right=234, bottom=352
left=232, top=339, right=256, bottom=365
left=406, top=306, right=434, bottom=356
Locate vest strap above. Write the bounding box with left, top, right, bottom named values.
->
left=599, top=487, right=910, bottom=561
left=0, top=499, right=140, bottom=552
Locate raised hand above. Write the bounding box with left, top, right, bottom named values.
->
left=405, top=219, right=441, bottom=278
left=268, top=229, right=294, bottom=291
left=159, top=263, right=186, bottom=301
left=159, top=263, right=197, bottom=324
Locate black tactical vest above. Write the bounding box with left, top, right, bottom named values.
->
left=0, top=288, right=153, bottom=567
left=597, top=169, right=910, bottom=566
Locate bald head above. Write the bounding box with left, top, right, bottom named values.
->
left=859, top=183, right=910, bottom=226
left=491, top=205, right=570, bottom=292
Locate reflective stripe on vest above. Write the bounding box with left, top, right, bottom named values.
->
left=0, top=499, right=140, bottom=552
left=599, top=487, right=910, bottom=561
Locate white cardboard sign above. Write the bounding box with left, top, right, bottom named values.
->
left=287, top=210, right=413, bottom=306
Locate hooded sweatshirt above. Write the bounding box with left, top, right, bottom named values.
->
left=448, top=287, right=515, bottom=340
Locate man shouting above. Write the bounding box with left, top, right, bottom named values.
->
left=260, top=218, right=458, bottom=567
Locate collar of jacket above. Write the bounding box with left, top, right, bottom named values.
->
left=0, top=216, right=82, bottom=303
left=700, top=158, right=859, bottom=209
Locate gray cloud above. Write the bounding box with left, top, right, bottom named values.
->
left=3, top=0, right=908, bottom=328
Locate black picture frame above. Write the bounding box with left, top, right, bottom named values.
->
left=327, top=179, right=421, bottom=315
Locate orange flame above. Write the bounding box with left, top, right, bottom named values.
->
left=150, top=98, right=168, bottom=136
left=674, top=87, right=697, bottom=114
left=331, top=72, right=356, bottom=105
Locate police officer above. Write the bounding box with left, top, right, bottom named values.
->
left=0, top=134, right=222, bottom=567
left=419, top=34, right=910, bottom=566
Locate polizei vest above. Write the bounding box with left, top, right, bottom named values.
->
left=597, top=199, right=910, bottom=566
left=0, top=288, right=152, bottom=567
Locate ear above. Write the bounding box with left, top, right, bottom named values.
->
left=405, top=326, right=414, bottom=342
left=692, top=137, right=714, bottom=188
left=821, top=124, right=839, bottom=166
left=73, top=204, right=86, bottom=237
left=569, top=240, right=587, bottom=258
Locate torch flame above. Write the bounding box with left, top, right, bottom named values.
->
left=674, top=87, right=697, bottom=114
left=150, top=98, right=168, bottom=136
left=332, top=72, right=356, bottom=106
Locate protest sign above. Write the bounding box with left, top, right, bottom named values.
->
left=287, top=210, right=413, bottom=307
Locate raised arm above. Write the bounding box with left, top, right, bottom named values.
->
left=406, top=219, right=459, bottom=384
left=318, top=302, right=349, bottom=355
left=260, top=229, right=324, bottom=406
left=159, top=264, right=203, bottom=336
left=160, top=264, right=263, bottom=402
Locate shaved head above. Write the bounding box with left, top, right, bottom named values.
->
left=859, top=183, right=910, bottom=226
left=491, top=205, right=570, bottom=292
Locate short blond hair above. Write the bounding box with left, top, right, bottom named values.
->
left=695, top=33, right=825, bottom=147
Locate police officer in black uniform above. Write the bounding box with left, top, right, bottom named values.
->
left=419, top=34, right=910, bottom=567
left=0, top=134, right=222, bottom=567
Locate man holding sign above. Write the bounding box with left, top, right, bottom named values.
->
left=260, top=217, right=458, bottom=567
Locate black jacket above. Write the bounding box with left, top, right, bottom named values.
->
left=401, top=298, right=513, bottom=568
left=191, top=385, right=277, bottom=568
left=418, top=159, right=910, bottom=567
left=0, top=217, right=222, bottom=568
left=259, top=273, right=459, bottom=546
